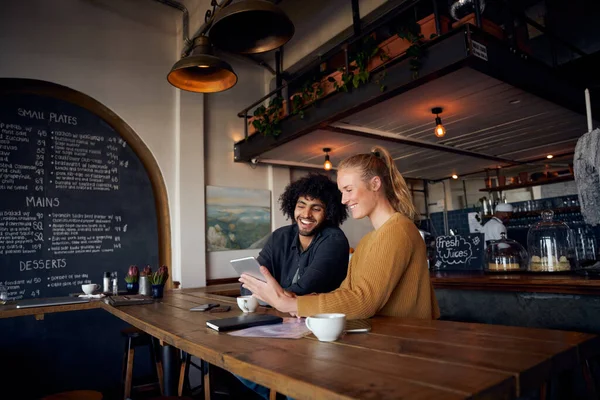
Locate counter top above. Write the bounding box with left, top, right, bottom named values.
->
left=203, top=273, right=600, bottom=297
left=431, top=271, right=600, bottom=295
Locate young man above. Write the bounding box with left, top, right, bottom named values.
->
left=243, top=173, right=350, bottom=297
left=236, top=174, right=349, bottom=400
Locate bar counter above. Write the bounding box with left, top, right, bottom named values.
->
left=199, top=273, right=600, bottom=336
left=429, top=271, right=600, bottom=336
left=430, top=271, right=600, bottom=295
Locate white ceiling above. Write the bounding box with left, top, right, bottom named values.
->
left=259, top=67, right=591, bottom=180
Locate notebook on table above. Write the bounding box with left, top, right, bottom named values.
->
left=206, top=314, right=283, bottom=332
left=15, top=296, right=90, bottom=309
left=107, top=295, right=154, bottom=306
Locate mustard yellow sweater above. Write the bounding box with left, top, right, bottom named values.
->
left=297, top=213, right=440, bottom=320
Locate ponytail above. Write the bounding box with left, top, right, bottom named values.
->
left=338, top=146, right=418, bottom=220
left=374, top=146, right=418, bottom=220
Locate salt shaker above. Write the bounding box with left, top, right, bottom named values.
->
left=103, top=272, right=111, bottom=293
left=111, top=271, right=118, bottom=295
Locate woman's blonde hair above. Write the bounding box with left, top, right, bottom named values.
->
left=338, top=146, right=418, bottom=220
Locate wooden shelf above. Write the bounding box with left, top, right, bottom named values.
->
left=479, top=175, right=574, bottom=193
left=481, top=206, right=580, bottom=220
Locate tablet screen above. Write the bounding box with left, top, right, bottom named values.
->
left=230, top=257, right=266, bottom=282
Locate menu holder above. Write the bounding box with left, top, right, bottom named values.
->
left=433, top=233, right=485, bottom=271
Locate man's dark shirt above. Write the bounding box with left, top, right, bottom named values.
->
left=245, top=224, right=349, bottom=296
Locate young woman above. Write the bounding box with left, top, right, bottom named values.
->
left=240, top=146, right=439, bottom=320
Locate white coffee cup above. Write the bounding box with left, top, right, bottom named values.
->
left=305, top=313, right=346, bottom=342
left=237, top=295, right=258, bottom=313
left=82, top=283, right=99, bottom=295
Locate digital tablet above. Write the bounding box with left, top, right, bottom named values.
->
left=230, top=256, right=266, bottom=282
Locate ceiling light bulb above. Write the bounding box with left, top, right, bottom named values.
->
left=451, top=174, right=458, bottom=179
left=432, top=108, right=446, bottom=138
left=323, top=147, right=332, bottom=170
left=435, top=123, right=446, bottom=138
left=546, top=154, right=554, bottom=159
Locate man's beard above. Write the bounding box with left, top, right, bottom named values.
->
left=297, top=218, right=321, bottom=237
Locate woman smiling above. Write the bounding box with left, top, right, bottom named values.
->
left=240, top=146, right=439, bottom=320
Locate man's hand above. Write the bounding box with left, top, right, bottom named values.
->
left=239, top=266, right=298, bottom=314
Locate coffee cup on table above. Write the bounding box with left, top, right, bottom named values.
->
left=82, top=283, right=99, bottom=295
left=237, top=295, right=258, bottom=313
left=305, top=313, right=346, bottom=342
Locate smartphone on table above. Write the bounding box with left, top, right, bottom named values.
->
left=209, top=305, right=232, bottom=313
left=345, top=319, right=372, bottom=333
left=190, top=303, right=219, bottom=312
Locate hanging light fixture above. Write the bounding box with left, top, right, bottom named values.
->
left=167, top=36, right=238, bottom=93
left=432, top=107, right=446, bottom=138
left=323, top=148, right=332, bottom=171
left=209, top=0, right=295, bottom=54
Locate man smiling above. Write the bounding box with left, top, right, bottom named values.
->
left=244, top=173, right=350, bottom=296
left=237, top=174, right=350, bottom=399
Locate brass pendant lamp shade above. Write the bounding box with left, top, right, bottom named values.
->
left=209, top=0, right=295, bottom=54
left=167, top=36, right=238, bottom=93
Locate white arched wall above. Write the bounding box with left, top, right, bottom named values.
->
left=0, top=0, right=196, bottom=284
left=0, top=0, right=390, bottom=286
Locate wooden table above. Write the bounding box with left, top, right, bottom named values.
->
left=2, top=289, right=599, bottom=399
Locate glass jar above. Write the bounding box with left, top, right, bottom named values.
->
left=485, top=232, right=528, bottom=272
left=527, top=210, right=576, bottom=272
left=0, top=284, right=8, bottom=304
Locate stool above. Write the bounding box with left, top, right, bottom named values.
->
left=178, top=351, right=209, bottom=398
left=42, top=390, right=102, bottom=400
left=121, top=327, right=163, bottom=400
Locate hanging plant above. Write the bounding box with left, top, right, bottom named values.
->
left=395, top=21, right=436, bottom=79
left=251, top=96, right=284, bottom=137
left=327, top=35, right=389, bottom=93
left=291, top=77, right=324, bottom=119
left=328, top=68, right=354, bottom=93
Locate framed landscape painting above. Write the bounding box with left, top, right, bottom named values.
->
left=206, top=186, right=271, bottom=251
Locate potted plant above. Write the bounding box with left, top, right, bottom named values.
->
left=150, top=265, right=169, bottom=299
left=139, top=265, right=152, bottom=296
left=246, top=13, right=450, bottom=136
left=124, top=265, right=139, bottom=294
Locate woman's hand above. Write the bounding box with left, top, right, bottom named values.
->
left=239, top=266, right=298, bottom=314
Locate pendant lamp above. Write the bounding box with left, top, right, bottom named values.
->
left=167, top=36, right=238, bottom=93
left=432, top=107, right=446, bottom=138
left=323, top=148, right=332, bottom=171
left=209, top=0, right=295, bottom=54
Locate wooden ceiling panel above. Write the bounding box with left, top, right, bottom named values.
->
left=256, top=67, right=590, bottom=180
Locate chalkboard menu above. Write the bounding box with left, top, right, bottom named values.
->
left=0, top=79, right=165, bottom=300
left=433, top=234, right=485, bottom=271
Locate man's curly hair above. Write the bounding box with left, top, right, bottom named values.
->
left=279, top=174, right=348, bottom=227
